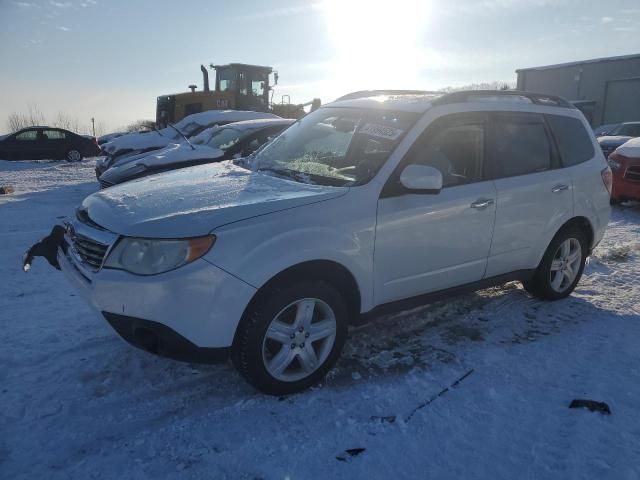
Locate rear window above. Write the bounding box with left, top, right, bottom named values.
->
left=546, top=115, right=594, bottom=167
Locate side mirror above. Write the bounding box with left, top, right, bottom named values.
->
left=399, top=164, right=443, bottom=194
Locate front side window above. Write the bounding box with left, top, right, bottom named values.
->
left=252, top=107, right=418, bottom=186
left=218, top=68, right=237, bottom=92
left=489, top=113, right=552, bottom=178
left=15, top=130, right=37, bottom=141
left=403, top=117, right=485, bottom=187
left=251, top=78, right=266, bottom=97
left=546, top=114, right=594, bottom=167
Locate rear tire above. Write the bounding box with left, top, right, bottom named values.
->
left=66, top=149, right=82, bottom=162
left=523, top=227, right=588, bottom=301
left=231, top=280, right=348, bottom=395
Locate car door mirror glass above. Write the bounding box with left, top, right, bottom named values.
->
left=399, top=164, right=443, bottom=193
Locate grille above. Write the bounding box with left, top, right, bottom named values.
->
left=71, top=233, right=109, bottom=270
left=624, top=166, right=640, bottom=182
left=99, top=178, right=114, bottom=189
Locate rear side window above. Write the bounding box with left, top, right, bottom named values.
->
left=490, top=113, right=552, bottom=178
left=44, top=130, right=66, bottom=139
left=545, top=115, right=594, bottom=167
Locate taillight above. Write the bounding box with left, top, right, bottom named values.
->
left=601, top=167, right=613, bottom=196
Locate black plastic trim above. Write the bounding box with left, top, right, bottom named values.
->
left=358, top=270, right=535, bottom=323
left=103, top=312, right=230, bottom=364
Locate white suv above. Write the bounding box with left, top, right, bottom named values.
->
left=53, top=91, right=611, bottom=394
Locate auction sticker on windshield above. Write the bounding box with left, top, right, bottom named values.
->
left=359, top=123, right=404, bottom=141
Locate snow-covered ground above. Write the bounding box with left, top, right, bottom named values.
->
left=1, top=159, right=640, bottom=479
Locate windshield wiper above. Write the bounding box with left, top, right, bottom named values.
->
left=257, top=166, right=307, bottom=182
left=152, top=127, right=164, bottom=137
left=168, top=123, right=196, bottom=150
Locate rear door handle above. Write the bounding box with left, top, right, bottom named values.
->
left=470, top=198, right=495, bottom=209
left=552, top=184, right=569, bottom=193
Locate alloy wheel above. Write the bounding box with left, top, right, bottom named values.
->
left=549, top=238, right=582, bottom=293
left=261, top=298, right=337, bottom=382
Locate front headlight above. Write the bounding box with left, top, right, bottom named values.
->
left=608, top=158, right=621, bottom=171
left=104, top=235, right=215, bottom=275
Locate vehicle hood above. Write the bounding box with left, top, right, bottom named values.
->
left=100, top=144, right=225, bottom=185
left=0, top=133, right=9, bottom=141
left=83, top=161, right=348, bottom=237
left=615, top=138, right=640, bottom=159
left=598, top=135, right=634, bottom=147
left=102, top=129, right=177, bottom=156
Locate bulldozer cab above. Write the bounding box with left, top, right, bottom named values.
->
left=214, top=63, right=272, bottom=112
left=157, top=63, right=273, bottom=128
left=156, top=63, right=319, bottom=127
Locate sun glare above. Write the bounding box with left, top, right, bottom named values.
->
left=323, top=0, right=431, bottom=97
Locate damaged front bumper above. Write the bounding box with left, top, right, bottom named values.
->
left=26, top=220, right=256, bottom=362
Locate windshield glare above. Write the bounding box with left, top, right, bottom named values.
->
left=251, top=107, right=418, bottom=186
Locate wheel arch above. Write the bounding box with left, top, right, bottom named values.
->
left=241, top=259, right=362, bottom=325
left=556, top=216, right=594, bottom=250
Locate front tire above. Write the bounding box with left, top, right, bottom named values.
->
left=232, top=280, right=348, bottom=395
left=523, top=227, right=588, bottom=300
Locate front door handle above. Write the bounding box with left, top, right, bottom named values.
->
left=552, top=184, right=569, bottom=193
left=470, top=198, right=495, bottom=209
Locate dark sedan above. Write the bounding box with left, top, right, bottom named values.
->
left=0, top=126, right=100, bottom=161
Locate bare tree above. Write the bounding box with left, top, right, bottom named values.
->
left=124, top=119, right=156, bottom=132
left=439, top=81, right=516, bottom=93
left=5, top=104, right=47, bottom=132
left=52, top=112, right=82, bottom=133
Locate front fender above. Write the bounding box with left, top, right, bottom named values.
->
left=205, top=191, right=377, bottom=312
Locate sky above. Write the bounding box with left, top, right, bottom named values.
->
left=1, top=0, right=639, bottom=134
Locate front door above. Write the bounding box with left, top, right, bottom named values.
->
left=374, top=112, right=497, bottom=305
left=11, top=129, right=42, bottom=159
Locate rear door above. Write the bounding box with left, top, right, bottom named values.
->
left=485, top=112, right=573, bottom=277
left=43, top=129, right=68, bottom=158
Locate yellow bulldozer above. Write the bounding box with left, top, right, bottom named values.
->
left=156, top=63, right=320, bottom=127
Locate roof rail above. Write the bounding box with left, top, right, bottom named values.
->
left=335, top=89, right=440, bottom=101
left=431, top=90, right=575, bottom=109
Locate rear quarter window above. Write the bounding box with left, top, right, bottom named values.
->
left=545, top=115, right=594, bottom=167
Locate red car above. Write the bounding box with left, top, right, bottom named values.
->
left=608, top=138, right=640, bottom=204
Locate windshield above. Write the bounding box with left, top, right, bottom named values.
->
left=612, top=123, right=640, bottom=137
left=251, top=107, right=418, bottom=186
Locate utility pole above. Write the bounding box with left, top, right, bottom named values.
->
left=91, top=117, right=96, bottom=137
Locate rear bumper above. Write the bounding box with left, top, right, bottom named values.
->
left=58, top=244, right=257, bottom=352
left=612, top=177, right=640, bottom=201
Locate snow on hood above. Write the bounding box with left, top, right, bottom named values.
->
left=190, top=117, right=294, bottom=145
left=615, top=137, right=640, bottom=159
left=99, top=143, right=225, bottom=185
left=101, top=110, right=280, bottom=156
left=598, top=135, right=634, bottom=146
left=83, top=161, right=347, bottom=237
